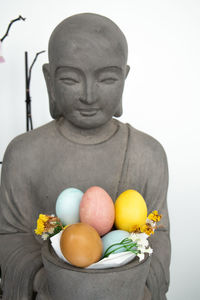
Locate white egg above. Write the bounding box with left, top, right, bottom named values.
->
left=56, top=187, right=83, bottom=225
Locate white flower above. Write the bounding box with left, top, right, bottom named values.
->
left=50, top=221, right=57, bottom=225
left=146, top=218, right=156, bottom=228
left=129, top=232, right=153, bottom=262
left=41, top=233, right=49, bottom=240
left=48, top=228, right=54, bottom=234
left=129, top=233, right=149, bottom=247
left=137, top=253, right=145, bottom=262
left=145, top=247, right=153, bottom=255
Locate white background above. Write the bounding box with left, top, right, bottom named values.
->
left=0, top=1, right=200, bottom=299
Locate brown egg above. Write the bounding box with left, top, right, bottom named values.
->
left=60, top=223, right=103, bottom=268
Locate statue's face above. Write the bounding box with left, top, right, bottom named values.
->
left=49, top=34, right=128, bottom=129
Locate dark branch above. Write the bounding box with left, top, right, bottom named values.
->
left=1, top=15, right=26, bottom=42
left=28, top=51, right=45, bottom=85
left=25, top=50, right=45, bottom=131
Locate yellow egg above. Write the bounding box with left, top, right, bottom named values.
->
left=115, top=190, right=147, bottom=232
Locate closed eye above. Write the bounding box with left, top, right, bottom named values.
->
left=99, top=78, right=118, bottom=84
left=60, top=77, right=80, bottom=85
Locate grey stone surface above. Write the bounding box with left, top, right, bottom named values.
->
left=0, top=13, right=170, bottom=300
left=42, top=241, right=151, bottom=300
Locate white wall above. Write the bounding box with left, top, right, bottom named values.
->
left=1, top=1, right=200, bottom=299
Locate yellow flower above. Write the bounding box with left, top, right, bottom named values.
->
left=140, top=224, right=154, bottom=236
left=39, top=214, right=49, bottom=222
left=35, top=219, right=44, bottom=235
left=130, top=224, right=141, bottom=233
left=34, top=214, right=49, bottom=235
left=148, top=210, right=162, bottom=222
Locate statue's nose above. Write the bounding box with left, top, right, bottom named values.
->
left=80, top=81, right=96, bottom=105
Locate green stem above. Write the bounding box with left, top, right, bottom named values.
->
left=103, top=238, right=138, bottom=258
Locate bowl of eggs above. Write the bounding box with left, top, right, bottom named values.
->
left=42, top=186, right=151, bottom=300
left=52, top=186, right=148, bottom=269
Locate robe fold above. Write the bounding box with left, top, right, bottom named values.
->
left=0, top=119, right=170, bottom=299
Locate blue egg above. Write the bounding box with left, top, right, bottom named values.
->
left=102, top=230, right=130, bottom=256
left=56, top=187, right=84, bottom=225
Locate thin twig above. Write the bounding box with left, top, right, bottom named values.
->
left=25, top=50, right=45, bottom=131
left=1, top=15, right=26, bottom=42
left=28, top=50, right=45, bottom=85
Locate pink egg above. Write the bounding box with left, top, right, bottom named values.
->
left=80, top=186, right=115, bottom=236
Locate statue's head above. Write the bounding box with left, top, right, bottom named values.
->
left=43, top=13, right=130, bottom=129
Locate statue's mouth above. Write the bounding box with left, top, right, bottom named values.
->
left=78, top=108, right=99, bottom=116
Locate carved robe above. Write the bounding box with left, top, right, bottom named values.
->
left=0, top=118, right=170, bottom=299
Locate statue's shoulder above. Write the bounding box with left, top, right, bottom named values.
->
left=125, top=123, right=168, bottom=165
left=3, top=121, right=56, bottom=162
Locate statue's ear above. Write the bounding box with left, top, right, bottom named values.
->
left=125, top=65, right=130, bottom=78
left=43, top=63, right=60, bottom=119
left=114, top=98, right=123, bottom=117
left=114, top=65, right=130, bottom=118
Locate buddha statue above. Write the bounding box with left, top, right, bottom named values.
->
left=0, top=13, right=170, bottom=300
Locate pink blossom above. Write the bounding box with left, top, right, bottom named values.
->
left=0, top=41, right=5, bottom=63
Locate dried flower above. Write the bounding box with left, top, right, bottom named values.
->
left=146, top=218, right=155, bottom=227
left=140, top=223, right=155, bottom=236
left=34, top=214, right=64, bottom=238
left=41, top=233, right=49, bottom=240
left=34, top=214, right=48, bottom=235
left=130, top=211, right=162, bottom=235
left=131, top=224, right=141, bottom=233
left=148, top=210, right=162, bottom=222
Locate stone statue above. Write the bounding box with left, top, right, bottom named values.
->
left=0, top=13, right=170, bottom=300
